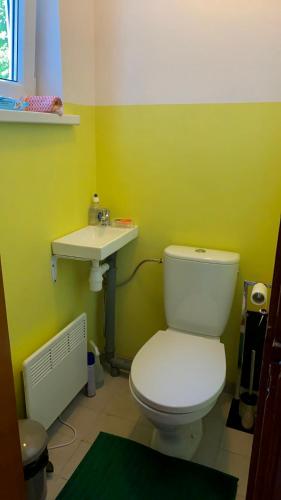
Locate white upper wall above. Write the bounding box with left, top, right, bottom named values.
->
left=94, top=0, right=281, bottom=105
left=36, top=0, right=62, bottom=97
left=60, top=0, right=95, bottom=105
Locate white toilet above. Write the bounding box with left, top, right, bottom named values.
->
left=129, top=245, right=239, bottom=460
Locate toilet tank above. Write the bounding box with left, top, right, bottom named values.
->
left=164, top=246, right=240, bottom=337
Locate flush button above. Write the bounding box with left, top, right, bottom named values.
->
left=195, top=248, right=206, bottom=253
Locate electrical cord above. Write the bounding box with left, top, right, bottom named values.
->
left=48, top=416, right=77, bottom=450
left=117, top=258, right=163, bottom=287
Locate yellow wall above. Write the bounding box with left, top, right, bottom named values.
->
left=2, top=101, right=281, bottom=414
left=96, top=103, right=281, bottom=385
left=0, top=104, right=98, bottom=415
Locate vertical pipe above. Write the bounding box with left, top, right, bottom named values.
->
left=104, top=252, right=117, bottom=362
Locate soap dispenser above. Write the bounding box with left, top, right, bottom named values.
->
left=88, top=193, right=100, bottom=225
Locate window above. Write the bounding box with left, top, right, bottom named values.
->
left=0, top=0, right=18, bottom=82
left=0, top=0, right=36, bottom=97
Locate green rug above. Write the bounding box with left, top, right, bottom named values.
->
left=56, top=432, right=238, bottom=500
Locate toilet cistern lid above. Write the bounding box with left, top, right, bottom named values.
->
left=165, top=246, right=240, bottom=264
left=130, top=329, right=226, bottom=414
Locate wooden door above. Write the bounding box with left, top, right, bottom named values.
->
left=0, top=261, right=25, bottom=498
left=246, top=220, right=281, bottom=500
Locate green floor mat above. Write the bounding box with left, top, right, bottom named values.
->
left=56, top=432, right=238, bottom=500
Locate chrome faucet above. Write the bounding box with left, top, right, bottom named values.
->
left=98, top=208, right=111, bottom=226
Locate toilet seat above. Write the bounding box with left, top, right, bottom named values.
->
left=130, top=329, right=226, bottom=415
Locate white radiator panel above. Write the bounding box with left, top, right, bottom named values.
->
left=23, top=313, right=87, bottom=429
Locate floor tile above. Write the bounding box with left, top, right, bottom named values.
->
left=46, top=382, right=250, bottom=500
left=192, top=402, right=226, bottom=468
left=215, top=449, right=250, bottom=497
left=60, top=401, right=100, bottom=442
left=206, top=392, right=232, bottom=425
left=104, top=372, right=131, bottom=394
left=60, top=441, right=92, bottom=480
left=74, top=387, right=111, bottom=415
left=110, top=373, right=129, bottom=393
left=221, top=427, right=253, bottom=457
left=88, top=413, right=137, bottom=443
left=48, top=421, right=70, bottom=447
left=129, top=418, right=154, bottom=447
left=192, top=434, right=221, bottom=469
left=103, top=387, right=140, bottom=422
left=203, top=411, right=225, bottom=444
left=48, top=418, right=69, bottom=439
left=46, top=473, right=67, bottom=500
left=48, top=438, right=81, bottom=476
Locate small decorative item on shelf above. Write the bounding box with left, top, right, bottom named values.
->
left=0, top=96, right=28, bottom=111
left=112, top=218, right=134, bottom=228
left=23, top=96, right=63, bottom=116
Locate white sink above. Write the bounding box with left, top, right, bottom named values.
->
left=52, top=225, right=138, bottom=261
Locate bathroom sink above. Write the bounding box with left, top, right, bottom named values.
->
left=52, top=225, right=138, bottom=261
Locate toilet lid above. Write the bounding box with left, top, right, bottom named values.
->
left=130, top=329, right=226, bottom=414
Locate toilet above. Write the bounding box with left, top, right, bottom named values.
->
left=129, top=245, right=240, bottom=460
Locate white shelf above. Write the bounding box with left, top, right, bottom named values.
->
left=0, top=109, right=80, bottom=125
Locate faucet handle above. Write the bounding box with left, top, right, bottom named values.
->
left=98, top=208, right=110, bottom=225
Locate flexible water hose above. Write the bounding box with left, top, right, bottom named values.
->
left=117, top=258, right=163, bottom=287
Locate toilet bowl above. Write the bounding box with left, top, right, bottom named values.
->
left=130, top=328, right=226, bottom=460
left=129, top=245, right=239, bottom=460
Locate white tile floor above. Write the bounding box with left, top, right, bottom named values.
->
left=46, top=372, right=253, bottom=500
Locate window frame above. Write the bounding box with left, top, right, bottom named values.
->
left=0, top=0, right=36, bottom=97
